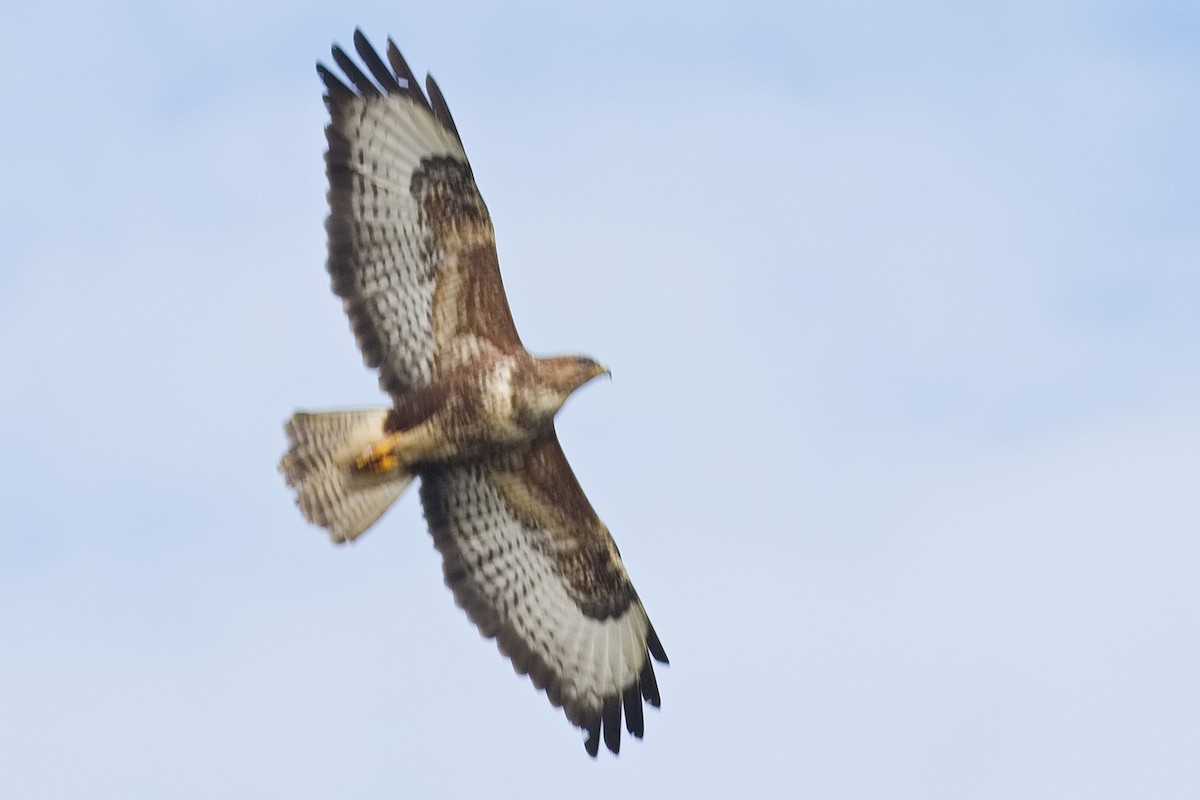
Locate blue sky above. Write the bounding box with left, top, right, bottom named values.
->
left=2, top=1, right=1199, bottom=796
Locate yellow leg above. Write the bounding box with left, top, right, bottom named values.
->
left=351, top=433, right=405, bottom=475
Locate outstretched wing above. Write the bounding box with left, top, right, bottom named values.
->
left=419, top=434, right=669, bottom=756
left=319, top=30, right=523, bottom=397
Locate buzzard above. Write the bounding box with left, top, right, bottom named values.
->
left=279, top=30, right=667, bottom=756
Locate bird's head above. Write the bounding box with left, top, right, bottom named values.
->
left=526, top=354, right=610, bottom=421
left=555, top=355, right=611, bottom=395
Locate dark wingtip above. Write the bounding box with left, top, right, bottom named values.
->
left=640, top=657, right=661, bottom=708
left=425, top=74, right=463, bottom=145
left=316, top=63, right=354, bottom=103
left=583, top=717, right=601, bottom=757
left=330, top=43, right=382, bottom=98
left=386, top=38, right=432, bottom=110
left=602, top=695, right=622, bottom=755
left=353, top=29, right=404, bottom=94
left=623, top=682, right=644, bottom=738
left=647, top=623, right=669, bottom=664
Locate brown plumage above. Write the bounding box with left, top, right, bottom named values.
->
left=280, top=29, right=667, bottom=757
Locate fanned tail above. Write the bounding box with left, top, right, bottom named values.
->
left=279, top=409, right=412, bottom=543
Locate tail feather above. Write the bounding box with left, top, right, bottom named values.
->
left=279, top=409, right=413, bottom=543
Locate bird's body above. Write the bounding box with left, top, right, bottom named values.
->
left=346, top=353, right=610, bottom=473
left=279, top=30, right=667, bottom=756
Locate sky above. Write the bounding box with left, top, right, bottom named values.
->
left=2, top=1, right=1199, bottom=796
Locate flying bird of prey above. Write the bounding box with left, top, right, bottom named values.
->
left=279, top=30, right=667, bottom=756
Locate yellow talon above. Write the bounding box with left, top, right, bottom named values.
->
left=352, top=439, right=403, bottom=474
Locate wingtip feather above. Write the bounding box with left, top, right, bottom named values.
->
left=583, top=717, right=601, bottom=757
left=386, top=38, right=431, bottom=109
left=330, top=44, right=382, bottom=98
left=623, top=682, right=644, bottom=738
left=425, top=74, right=463, bottom=145
left=353, top=29, right=404, bottom=94
left=647, top=622, right=669, bottom=664
left=602, top=695, right=622, bottom=754
left=640, top=657, right=661, bottom=708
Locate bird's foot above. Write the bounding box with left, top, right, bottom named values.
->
left=352, top=435, right=404, bottom=474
